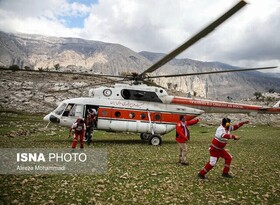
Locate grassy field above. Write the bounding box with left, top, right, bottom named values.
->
left=0, top=111, right=280, bottom=205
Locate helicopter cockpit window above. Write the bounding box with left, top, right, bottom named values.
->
left=121, top=89, right=162, bottom=103
left=62, top=104, right=74, bottom=116
left=54, top=103, right=67, bottom=115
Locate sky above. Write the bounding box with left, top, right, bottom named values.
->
left=0, top=0, right=279, bottom=73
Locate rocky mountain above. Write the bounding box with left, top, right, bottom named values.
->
left=1, top=31, right=280, bottom=100
left=139, top=51, right=280, bottom=99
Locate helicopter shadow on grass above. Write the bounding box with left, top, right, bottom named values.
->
left=88, top=138, right=177, bottom=146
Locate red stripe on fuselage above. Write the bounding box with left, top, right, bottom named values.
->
left=97, top=107, right=198, bottom=124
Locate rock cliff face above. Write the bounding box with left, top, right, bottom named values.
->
left=1, top=31, right=280, bottom=101
left=0, top=69, right=108, bottom=113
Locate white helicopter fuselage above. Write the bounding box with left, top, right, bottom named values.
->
left=44, top=84, right=280, bottom=135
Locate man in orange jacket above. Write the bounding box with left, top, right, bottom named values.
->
left=176, top=115, right=200, bottom=165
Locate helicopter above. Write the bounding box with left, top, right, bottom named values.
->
left=7, top=1, right=280, bottom=145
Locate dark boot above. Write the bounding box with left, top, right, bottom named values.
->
left=197, top=173, right=208, bottom=180
left=181, top=161, right=189, bottom=166
left=222, top=173, right=234, bottom=178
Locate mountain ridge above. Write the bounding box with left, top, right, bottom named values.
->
left=1, top=31, right=279, bottom=100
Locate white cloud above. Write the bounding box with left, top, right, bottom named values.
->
left=0, top=0, right=90, bottom=33
left=0, top=0, right=279, bottom=72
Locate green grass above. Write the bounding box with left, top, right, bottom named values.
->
left=0, top=111, right=280, bottom=204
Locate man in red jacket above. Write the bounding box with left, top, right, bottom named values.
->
left=197, top=118, right=249, bottom=179
left=68, top=118, right=86, bottom=149
left=176, top=115, right=200, bottom=165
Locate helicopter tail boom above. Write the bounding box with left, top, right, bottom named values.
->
left=171, top=97, right=280, bottom=114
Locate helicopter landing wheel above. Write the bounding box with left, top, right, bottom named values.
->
left=148, top=135, right=162, bottom=146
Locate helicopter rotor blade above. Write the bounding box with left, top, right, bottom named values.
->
left=147, top=66, right=277, bottom=79
left=138, top=0, right=247, bottom=79
left=82, top=78, right=131, bottom=88
left=48, top=78, right=131, bottom=93
left=2, top=67, right=132, bottom=91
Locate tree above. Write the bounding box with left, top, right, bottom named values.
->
left=167, top=83, right=172, bottom=89
left=24, top=66, right=31, bottom=70
left=254, top=92, right=263, bottom=100
left=9, top=64, right=20, bottom=71
left=54, top=63, right=60, bottom=71
left=268, top=88, right=275, bottom=93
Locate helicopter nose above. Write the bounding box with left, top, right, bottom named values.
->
left=43, top=113, right=51, bottom=122
left=43, top=114, right=60, bottom=123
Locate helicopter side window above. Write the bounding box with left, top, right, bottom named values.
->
left=140, top=113, right=146, bottom=119
left=115, top=111, right=121, bottom=117
left=129, top=113, right=135, bottom=119
left=154, top=114, right=161, bottom=121
left=54, top=103, right=67, bottom=115
left=102, top=110, right=108, bottom=116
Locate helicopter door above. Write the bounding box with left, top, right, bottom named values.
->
left=150, top=112, right=163, bottom=134
left=96, top=107, right=111, bottom=130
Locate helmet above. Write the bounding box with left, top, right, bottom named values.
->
left=222, top=118, right=231, bottom=126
